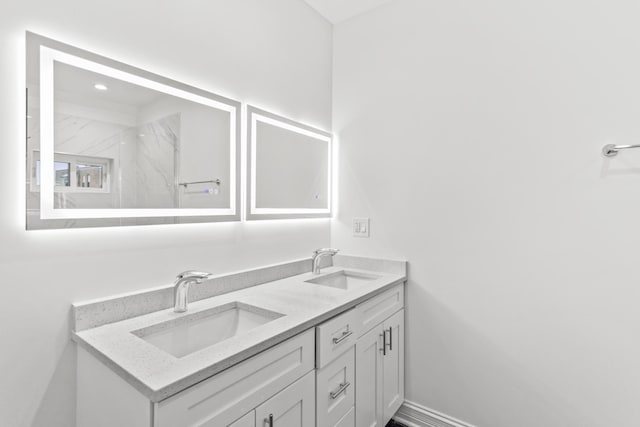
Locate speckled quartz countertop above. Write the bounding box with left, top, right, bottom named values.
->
left=72, top=255, right=406, bottom=402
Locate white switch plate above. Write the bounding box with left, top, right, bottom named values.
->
left=353, top=217, right=370, bottom=237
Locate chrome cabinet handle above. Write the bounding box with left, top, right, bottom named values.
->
left=380, top=331, right=386, bottom=356
left=387, top=326, right=393, bottom=351
left=264, top=413, right=273, bottom=427
left=330, top=381, right=351, bottom=399
left=332, top=329, right=353, bottom=345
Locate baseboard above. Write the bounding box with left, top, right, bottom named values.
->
left=394, top=400, right=477, bottom=427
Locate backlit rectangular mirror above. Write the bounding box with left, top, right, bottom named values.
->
left=26, top=32, right=241, bottom=229
left=246, top=106, right=332, bottom=220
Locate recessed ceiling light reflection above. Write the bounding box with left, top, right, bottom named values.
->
left=93, top=83, right=108, bottom=91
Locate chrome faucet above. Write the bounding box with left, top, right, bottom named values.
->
left=173, top=271, right=212, bottom=313
left=312, top=248, right=339, bottom=274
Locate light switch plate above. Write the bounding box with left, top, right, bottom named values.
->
left=353, top=217, right=370, bottom=237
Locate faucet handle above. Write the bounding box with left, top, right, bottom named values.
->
left=175, top=270, right=212, bottom=282
left=313, top=248, right=340, bottom=256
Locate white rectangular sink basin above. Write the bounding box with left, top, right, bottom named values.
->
left=305, top=270, right=380, bottom=290
left=132, top=302, right=284, bottom=358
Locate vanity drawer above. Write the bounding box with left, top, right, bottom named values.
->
left=316, top=308, right=358, bottom=368
left=154, top=329, right=314, bottom=427
left=316, top=347, right=355, bottom=427
left=355, top=283, right=404, bottom=337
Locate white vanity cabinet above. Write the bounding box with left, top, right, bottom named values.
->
left=77, top=329, right=316, bottom=427
left=314, top=283, right=405, bottom=427
left=354, top=286, right=405, bottom=427
left=76, top=281, right=406, bottom=427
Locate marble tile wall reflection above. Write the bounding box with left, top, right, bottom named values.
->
left=135, top=114, right=180, bottom=209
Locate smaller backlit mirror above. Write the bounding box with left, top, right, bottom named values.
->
left=246, top=106, right=332, bottom=220
left=25, top=32, right=241, bottom=229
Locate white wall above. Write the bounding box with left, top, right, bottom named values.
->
left=332, top=0, right=640, bottom=426
left=0, top=1, right=331, bottom=426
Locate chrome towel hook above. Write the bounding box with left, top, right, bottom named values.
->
left=602, top=144, right=640, bottom=157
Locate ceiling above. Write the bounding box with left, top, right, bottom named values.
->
left=54, top=61, right=162, bottom=108
left=303, top=0, right=395, bottom=24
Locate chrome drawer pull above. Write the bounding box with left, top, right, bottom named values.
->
left=330, top=381, right=351, bottom=399
left=332, top=329, right=353, bottom=344
left=264, top=413, right=274, bottom=427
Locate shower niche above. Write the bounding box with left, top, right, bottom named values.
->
left=25, top=32, right=241, bottom=229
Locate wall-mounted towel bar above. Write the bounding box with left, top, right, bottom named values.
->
left=602, top=144, right=640, bottom=157
left=178, top=179, right=221, bottom=188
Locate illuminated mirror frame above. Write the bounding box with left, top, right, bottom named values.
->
left=26, top=32, right=241, bottom=227
left=246, top=105, right=332, bottom=220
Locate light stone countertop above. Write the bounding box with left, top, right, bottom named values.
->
left=72, top=257, right=406, bottom=402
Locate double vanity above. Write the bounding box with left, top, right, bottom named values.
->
left=72, top=254, right=406, bottom=427
left=28, top=28, right=402, bottom=427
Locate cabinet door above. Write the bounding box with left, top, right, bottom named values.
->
left=382, top=309, right=404, bottom=424
left=255, top=370, right=315, bottom=427
left=229, top=411, right=255, bottom=427
left=355, top=324, right=383, bottom=427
